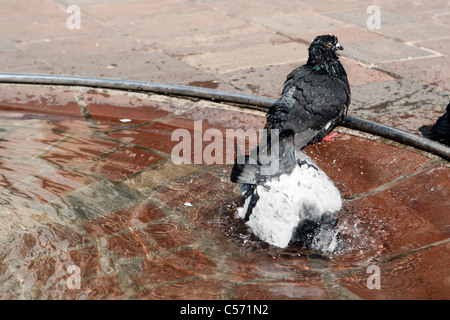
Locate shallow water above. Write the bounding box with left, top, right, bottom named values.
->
left=1, top=89, right=449, bottom=299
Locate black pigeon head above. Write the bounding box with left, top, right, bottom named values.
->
left=310, top=35, right=343, bottom=52
left=307, top=35, right=346, bottom=76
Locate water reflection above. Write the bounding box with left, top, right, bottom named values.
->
left=1, top=94, right=448, bottom=299
left=0, top=105, right=141, bottom=299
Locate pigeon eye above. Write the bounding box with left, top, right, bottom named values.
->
left=326, top=43, right=332, bottom=48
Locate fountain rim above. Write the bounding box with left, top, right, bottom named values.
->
left=0, top=72, right=449, bottom=161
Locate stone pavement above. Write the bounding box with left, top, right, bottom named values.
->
left=1, top=0, right=449, bottom=133
left=0, top=0, right=449, bottom=300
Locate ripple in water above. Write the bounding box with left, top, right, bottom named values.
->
left=219, top=201, right=392, bottom=264
left=146, top=279, right=222, bottom=300
left=340, top=257, right=424, bottom=294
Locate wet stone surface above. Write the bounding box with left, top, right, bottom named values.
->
left=0, top=85, right=449, bottom=300
left=1, top=0, right=450, bottom=301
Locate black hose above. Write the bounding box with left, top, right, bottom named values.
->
left=343, top=115, right=450, bottom=161
left=0, top=73, right=449, bottom=161
left=0, top=73, right=276, bottom=109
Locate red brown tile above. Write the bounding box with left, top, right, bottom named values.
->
left=41, top=135, right=118, bottom=167
left=137, top=279, right=223, bottom=300
left=84, top=91, right=177, bottom=125
left=80, top=275, right=129, bottom=299
left=134, top=248, right=216, bottom=286
left=221, top=62, right=300, bottom=98
left=83, top=0, right=210, bottom=22
left=340, top=163, right=450, bottom=256
left=378, top=164, right=450, bottom=235
left=110, top=121, right=229, bottom=165
left=338, top=242, right=450, bottom=299
left=105, top=222, right=195, bottom=258
left=16, top=33, right=145, bottom=63
left=153, top=172, right=234, bottom=208
left=83, top=203, right=165, bottom=238
left=155, top=24, right=289, bottom=56
left=0, top=13, right=109, bottom=43
left=0, top=85, right=81, bottom=117
left=0, top=158, right=45, bottom=191
left=12, top=223, right=91, bottom=261
left=0, top=128, right=64, bottom=158
left=67, top=246, right=103, bottom=279
left=19, top=169, right=96, bottom=204
left=304, top=133, right=431, bottom=198
left=101, top=231, right=147, bottom=258
left=55, top=169, right=97, bottom=186
left=233, top=281, right=329, bottom=300
left=25, top=256, right=61, bottom=298
left=226, top=255, right=311, bottom=283
left=85, top=147, right=164, bottom=180
left=0, top=107, right=96, bottom=137
left=110, top=121, right=183, bottom=155
left=340, top=57, right=395, bottom=87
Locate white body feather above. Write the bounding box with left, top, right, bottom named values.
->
left=237, top=152, right=341, bottom=249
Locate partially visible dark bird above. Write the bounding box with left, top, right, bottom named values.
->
left=265, top=34, right=351, bottom=149
left=431, top=101, right=450, bottom=146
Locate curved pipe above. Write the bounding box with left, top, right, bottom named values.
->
left=342, top=115, right=450, bottom=161
left=0, top=73, right=449, bottom=161
left=0, top=73, right=275, bottom=109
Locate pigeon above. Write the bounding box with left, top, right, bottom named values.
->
left=431, top=101, right=450, bottom=146
left=266, top=34, right=350, bottom=149
left=230, top=35, right=349, bottom=250
left=234, top=130, right=342, bottom=250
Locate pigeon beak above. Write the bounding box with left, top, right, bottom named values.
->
left=336, top=43, right=344, bottom=51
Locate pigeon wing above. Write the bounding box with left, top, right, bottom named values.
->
left=230, top=130, right=297, bottom=185
left=265, top=66, right=312, bottom=132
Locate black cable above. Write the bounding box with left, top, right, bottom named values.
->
left=0, top=73, right=449, bottom=161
